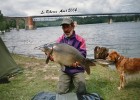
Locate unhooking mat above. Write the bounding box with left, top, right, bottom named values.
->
left=31, top=92, right=103, bottom=100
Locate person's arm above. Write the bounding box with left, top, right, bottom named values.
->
left=79, top=38, right=87, bottom=58
left=56, top=35, right=64, bottom=43
left=72, top=38, right=87, bottom=67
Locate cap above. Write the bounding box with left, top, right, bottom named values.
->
left=61, top=18, right=73, bottom=25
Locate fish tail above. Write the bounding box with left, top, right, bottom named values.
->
left=84, top=65, right=90, bottom=75
left=83, top=59, right=96, bottom=75
left=85, top=58, right=96, bottom=66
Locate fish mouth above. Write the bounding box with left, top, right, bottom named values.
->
left=34, top=45, right=46, bottom=51
left=34, top=44, right=54, bottom=53
left=34, top=42, right=55, bottom=50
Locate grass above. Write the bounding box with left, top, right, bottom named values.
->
left=0, top=54, right=140, bottom=100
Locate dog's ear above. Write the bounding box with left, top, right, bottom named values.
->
left=94, top=46, right=100, bottom=59
left=114, top=51, right=120, bottom=57
left=111, top=51, right=121, bottom=61
left=101, top=47, right=109, bottom=59
left=94, top=46, right=100, bottom=52
left=104, top=48, right=109, bottom=56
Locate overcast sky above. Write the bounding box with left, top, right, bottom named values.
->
left=0, top=0, right=140, bottom=17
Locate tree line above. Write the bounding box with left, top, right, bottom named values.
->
left=36, top=15, right=138, bottom=27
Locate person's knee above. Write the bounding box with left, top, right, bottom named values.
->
left=73, top=73, right=87, bottom=94
left=57, top=87, right=69, bottom=94
left=76, top=81, right=87, bottom=94
left=57, top=83, right=69, bottom=94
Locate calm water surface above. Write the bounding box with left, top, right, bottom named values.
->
left=0, top=22, right=140, bottom=58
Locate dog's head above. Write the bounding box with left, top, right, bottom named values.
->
left=94, top=46, right=109, bottom=59
left=106, top=51, right=121, bottom=62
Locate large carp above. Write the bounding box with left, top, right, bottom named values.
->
left=39, top=43, right=96, bottom=75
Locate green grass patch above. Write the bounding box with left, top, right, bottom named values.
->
left=0, top=54, right=139, bottom=100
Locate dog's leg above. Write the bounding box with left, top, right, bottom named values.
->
left=118, top=75, right=122, bottom=90
left=118, top=73, right=123, bottom=90
left=118, top=71, right=125, bottom=90
left=122, top=72, right=126, bottom=88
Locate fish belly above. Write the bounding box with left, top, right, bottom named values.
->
left=52, top=52, right=77, bottom=66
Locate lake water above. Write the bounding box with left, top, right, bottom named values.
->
left=0, top=22, right=140, bottom=58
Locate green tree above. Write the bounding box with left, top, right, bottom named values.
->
left=0, top=11, right=10, bottom=32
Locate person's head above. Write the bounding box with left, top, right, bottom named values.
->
left=61, top=18, right=75, bottom=37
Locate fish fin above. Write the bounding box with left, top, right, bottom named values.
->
left=83, top=58, right=96, bottom=74
left=46, top=56, right=50, bottom=64
left=85, top=65, right=90, bottom=75
left=85, top=58, right=96, bottom=66
left=45, top=48, right=53, bottom=64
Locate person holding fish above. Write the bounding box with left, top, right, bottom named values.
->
left=50, top=18, right=88, bottom=94
left=41, top=18, right=111, bottom=95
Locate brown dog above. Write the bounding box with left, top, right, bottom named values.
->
left=106, top=51, right=140, bottom=90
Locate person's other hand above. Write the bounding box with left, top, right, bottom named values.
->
left=72, top=61, right=80, bottom=67
left=49, top=55, right=54, bottom=61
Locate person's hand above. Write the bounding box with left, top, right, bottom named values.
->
left=49, top=55, right=54, bottom=61
left=72, top=61, right=80, bottom=67
left=45, top=52, right=54, bottom=61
